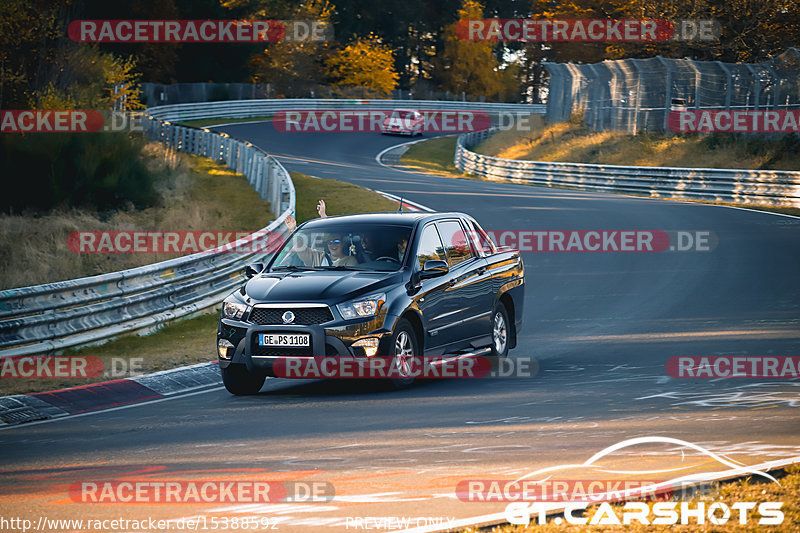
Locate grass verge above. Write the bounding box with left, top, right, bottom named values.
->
left=399, top=124, right=800, bottom=217
left=290, top=171, right=401, bottom=223
left=477, top=115, right=800, bottom=171
left=0, top=172, right=402, bottom=396
left=178, top=116, right=274, bottom=128
left=398, top=135, right=475, bottom=180
left=0, top=313, right=221, bottom=397
left=483, top=465, right=800, bottom=532
left=0, top=144, right=271, bottom=290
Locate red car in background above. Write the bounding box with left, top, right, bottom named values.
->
left=380, top=109, right=424, bottom=136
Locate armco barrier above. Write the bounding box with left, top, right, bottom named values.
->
left=454, top=129, right=800, bottom=208
left=0, top=113, right=295, bottom=358
left=0, top=99, right=544, bottom=358
left=145, top=99, right=545, bottom=123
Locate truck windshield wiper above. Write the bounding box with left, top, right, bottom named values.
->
left=316, top=265, right=366, bottom=271
left=271, top=265, right=324, bottom=271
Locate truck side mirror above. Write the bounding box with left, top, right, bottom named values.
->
left=245, top=263, right=264, bottom=279
left=419, top=260, right=449, bottom=279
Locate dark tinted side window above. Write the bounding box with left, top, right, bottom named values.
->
left=436, top=220, right=473, bottom=268
left=416, top=224, right=446, bottom=270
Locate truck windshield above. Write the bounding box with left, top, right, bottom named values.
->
left=271, top=223, right=413, bottom=272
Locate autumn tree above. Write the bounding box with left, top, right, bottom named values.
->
left=325, top=36, right=399, bottom=97
left=76, top=0, right=182, bottom=83
left=30, top=44, right=145, bottom=111
left=530, top=0, right=800, bottom=63
left=0, top=0, right=145, bottom=110
left=0, top=0, right=62, bottom=108
left=435, top=0, right=516, bottom=100
left=647, top=0, right=800, bottom=63
left=233, top=0, right=335, bottom=96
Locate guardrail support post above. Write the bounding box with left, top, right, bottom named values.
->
left=658, top=57, right=673, bottom=132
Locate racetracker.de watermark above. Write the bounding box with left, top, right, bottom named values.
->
left=666, top=356, right=800, bottom=379
left=69, top=480, right=333, bottom=503
left=273, top=110, right=492, bottom=133
left=66, top=230, right=716, bottom=255
left=1, top=110, right=143, bottom=133
left=484, top=230, right=716, bottom=253
left=271, top=356, right=538, bottom=379
left=0, top=356, right=143, bottom=379
left=67, top=230, right=286, bottom=255
left=669, top=110, right=800, bottom=133
left=68, top=20, right=332, bottom=43
left=457, top=19, right=719, bottom=42
left=457, top=479, right=666, bottom=502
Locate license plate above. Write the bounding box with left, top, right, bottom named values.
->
left=258, top=333, right=310, bottom=347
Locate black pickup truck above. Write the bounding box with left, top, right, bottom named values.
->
left=217, top=212, right=525, bottom=394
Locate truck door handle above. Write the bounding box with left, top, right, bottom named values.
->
left=477, top=266, right=487, bottom=275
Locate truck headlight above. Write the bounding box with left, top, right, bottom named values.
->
left=222, top=299, right=249, bottom=320
left=337, top=293, right=385, bottom=320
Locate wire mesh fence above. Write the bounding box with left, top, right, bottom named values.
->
left=543, top=48, right=800, bottom=133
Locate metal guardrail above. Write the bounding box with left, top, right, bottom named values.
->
left=146, top=99, right=545, bottom=122
left=454, top=129, right=800, bottom=208
left=0, top=114, right=295, bottom=358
